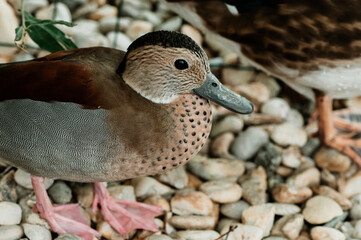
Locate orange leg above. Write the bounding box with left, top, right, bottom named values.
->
left=316, top=93, right=361, bottom=166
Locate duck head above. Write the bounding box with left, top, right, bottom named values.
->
left=118, top=31, right=253, bottom=114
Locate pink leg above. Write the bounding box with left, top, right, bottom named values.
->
left=31, top=176, right=100, bottom=240
left=92, top=182, right=163, bottom=237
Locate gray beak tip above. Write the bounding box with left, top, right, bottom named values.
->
left=194, top=73, right=254, bottom=115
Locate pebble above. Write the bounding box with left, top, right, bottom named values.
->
left=272, top=184, right=312, bottom=204
left=320, top=169, right=337, bottom=189
left=96, top=221, right=124, bottom=240
left=240, top=166, right=267, bottom=205
left=235, top=82, right=271, bottom=106
left=350, top=194, right=361, bottom=220
left=108, top=184, right=136, bottom=201
left=275, top=166, right=293, bottom=177
left=170, top=230, right=220, bottom=240
left=312, top=185, right=352, bottom=210
left=36, top=2, right=72, bottom=22
left=272, top=214, right=304, bottom=239
left=210, top=132, right=235, bottom=158
left=74, top=184, right=93, bottom=208
left=169, top=215, right=216, bottom=230
left=222, top=68, right=255, bottom=86
left=220, top=223, right=263, bottom=240
left=158, top=166, right=188, bottom=189
left=14, top=169, right=54, bottom=190
left=144, top=194, right=170, bottom=212
left=315, top=148, right=351, bottom=172
left=24, top=212, right=50, bottom=228
left=0, top=0, right=19, bottom=56
left=89, top=4, right=117, bottom=21
left=147, top=235, right=173, bottom=240
left=131, top=177, right=174, bottom=200
left=171, top=189, right=213, bottom=216
left=302, top=196, right=343, bottom=224
left=310, top=226, right=346, bottom=240
left=353, top=220, right=361, bottom=238
left=254, top=143, right=282, bottom=174
left=341, top=172, right=361, bottom=198
left=139, top=10, right=162, bottom=26
left=126, top=20, right=154, bottom=40
left=272, top=203, right=301, bottom=216
left=187, top=155, right=245, bottom=180
left=13, top=52, right=34, bottom=62
left=210, top=115, right=244, bottom=138
left=181, top=24, right=202, bottom=46
left=270, top=123, right=307, bottom=147
left=156, top=16, right=182, bottom=31
left=242, top=203, right=275, bottom=237
left=199, top=180, right=242, bottom=203
left=220, top=200, right=250, bottom=220
left=0, top=202, right=22, bottom=225
left=106, top=31, right=132, bottom=51
left=286, top=167, right=320, bottom=187
left=20, top=0, right=48, bottom=12
left=261, top=98, right=290, bottom=119
left=282, top=146, right=302, bottom=168
left=0, top=170, right=17, bottom=202
left=231, top=127, right=269, bottom=160
left=285, top=109, right=304, bottom=128
left=255, top=72, right=281, bottom=97
left=23, top=223, right=52, bottom=240
left=54, top=233, right=84, bottom=240
left=48, top=181, right=72, bottom=204
left=0, top=225, right=24, bottom=240
left=99, top=16, right=132, bottom=33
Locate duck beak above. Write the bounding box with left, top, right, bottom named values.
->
left=193, top=73, right=253, bottom=114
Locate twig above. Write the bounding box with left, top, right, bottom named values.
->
left=214, top=225, right=238, bottom=240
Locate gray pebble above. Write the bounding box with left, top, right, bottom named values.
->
left=221, top=200, right=250, bottom=220
left=48, top=181, right=72, bottom=204
left=231, top=127, right=269, bottom=160
left=156, top=16, right=182, bottom=31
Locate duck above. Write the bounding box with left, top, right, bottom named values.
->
left=166, top=0, right=361, bottom=164
left=0, top=30, right=253, bottom=239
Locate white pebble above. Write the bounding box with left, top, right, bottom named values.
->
left=0, top=225, right=24, bottom=240
left=199, top=180, right=242, bottom=203
left=311, top=226, right=345, bottom=240
left=0, top=202, right=22, bottom=225
left=14, top=169, right=54, bottom=190
left=261, top=98, right=290, bottom=119
left=23, top=223, right=52, bottom=240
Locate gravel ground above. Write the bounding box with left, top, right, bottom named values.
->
left=1, top=0, right=361, bottom=240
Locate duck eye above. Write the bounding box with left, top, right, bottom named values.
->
left=174, top=59, right=189, bottom=70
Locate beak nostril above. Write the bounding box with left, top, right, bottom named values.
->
left=211, top=83, right=218, bottom=87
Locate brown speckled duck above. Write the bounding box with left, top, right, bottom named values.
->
left=166, top=0, right=361, bottom=164
left=0, top=31, right=253, bottom=239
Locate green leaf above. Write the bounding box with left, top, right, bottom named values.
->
left=23, top=11, right=77, bottom=52
left=15, top=26, right=24, bottom=42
